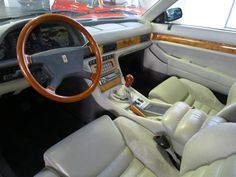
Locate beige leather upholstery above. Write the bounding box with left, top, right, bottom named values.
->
left=35, top=170, right=58, bottom=177
left=182, top=154, right=236, bottom=177
left=161, top=102, right=226, bottom=155
left=35, top=116, right=236, bottom=177
left=149, top=76, right=226, bottom=115
left=181, top=123, right=236, bottom=177
left=226, top=82, right=236, bottom=105
left=217, top=103, right=236, bottom=122
left=35, top=115, right=178, bottom=177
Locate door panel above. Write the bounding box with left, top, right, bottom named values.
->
left=153, top=24, right=236, bottom=45
left=158, top=41, right=236, bottom=77
left=147, top=23, right=236, bottom=94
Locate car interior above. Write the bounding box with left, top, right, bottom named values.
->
left=0, top=0, right=236, bottom=177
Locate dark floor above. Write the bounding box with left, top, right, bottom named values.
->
left=0, top=87, right=98, bottom=177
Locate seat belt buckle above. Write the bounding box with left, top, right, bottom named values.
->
left=153, top=134, right=181, bottom=170
left=153, top=134, right=170, bottom=150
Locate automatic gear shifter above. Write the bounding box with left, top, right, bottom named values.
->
left=110, top=74, right=145, bottom=117
left=125, top=74, right=134, bottom=88
left=110, top=74, right=134, bottom=102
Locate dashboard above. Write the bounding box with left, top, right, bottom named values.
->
left=0, top=18, right=152, bottom=95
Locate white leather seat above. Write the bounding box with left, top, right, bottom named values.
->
left=35, top=115, right=236, bottom=177
left=161, top=102, right=226, bottom=155
left=149, top=76, right=236, bottom=115
left=35, top=115, right=179, bottom=177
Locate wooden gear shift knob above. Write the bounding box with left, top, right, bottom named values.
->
left=125, top=74, right=134, bottom=87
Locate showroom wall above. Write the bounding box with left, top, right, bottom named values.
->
left=3, top=0, right=53, bottom=9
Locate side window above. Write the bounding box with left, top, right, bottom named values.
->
left=169, top=0, right=236, bottom=31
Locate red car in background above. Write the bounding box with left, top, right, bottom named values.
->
left=52, top=0, right=144, bottom=19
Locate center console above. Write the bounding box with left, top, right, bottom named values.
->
left=88, top=55, right=171, bottom=118
left=89, top=54, right=122, bottom=92
left=123, top=88, right=171, bottom=117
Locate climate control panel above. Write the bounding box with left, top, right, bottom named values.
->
left=89, top=54, right=121, bottom=92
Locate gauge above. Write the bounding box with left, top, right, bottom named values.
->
left=0, top=23, right=75, bottom=61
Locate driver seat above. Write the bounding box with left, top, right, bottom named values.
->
left=35, top=116, right=236, bottom=177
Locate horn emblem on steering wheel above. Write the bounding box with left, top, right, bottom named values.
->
left=62, top=55, right=69, bottom=63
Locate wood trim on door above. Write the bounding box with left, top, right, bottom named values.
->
left=152, top=33, right=236, bottom=55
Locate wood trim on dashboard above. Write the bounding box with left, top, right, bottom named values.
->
left=99, top=77, right=121, bottom=92
left=152, top=33, right=236, bottom=55
left=117, top=36, right=141, bottom=49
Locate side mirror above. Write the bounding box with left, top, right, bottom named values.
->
left=155, top=8, right=182, bottom=23
left=164, top=8, right=182, bottom=22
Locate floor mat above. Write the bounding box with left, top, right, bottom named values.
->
left=0, top=89, right=85, bottom=177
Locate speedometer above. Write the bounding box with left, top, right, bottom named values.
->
left=40, top=25, right=71, bottom=49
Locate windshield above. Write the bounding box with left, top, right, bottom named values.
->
left=0, top=0, right=159, bottom=20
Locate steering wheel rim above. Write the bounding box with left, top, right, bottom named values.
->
left=17, top=14, right=102, bottom=103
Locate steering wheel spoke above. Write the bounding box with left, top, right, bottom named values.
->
left=81, top=46, right=93, bottom=58
left=73, top=70, right=93, bottom=79
left=25, top=55, right=33, bottom=66
left=47, top=76, right=63, bottom=91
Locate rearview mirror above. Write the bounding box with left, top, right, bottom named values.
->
left=164, top=8, right=182, bottom=22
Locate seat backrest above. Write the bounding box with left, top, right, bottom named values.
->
left=149, top=76, right=190, bottom=104
left=226, top=82, right=236, bottom=106
left=217, top=102, right=236, bottom=123
left=162, top=102, right=226, bottom=155
left=35, top=115, right=128, bottom=177
left=35, top=169, right=58, bottom=177
left=212, top=81, right=236, bottom=122
left=180, top=123, right=236, bottom=177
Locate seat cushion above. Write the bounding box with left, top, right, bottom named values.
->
left=149, top=77, right=224, bottom=115
left=35, top=169, right=58, bottom=177
left=114, top=117, right=179, bottom=177
left=119, top=158, right=156, bottom=177
left=149, top=76, right=189, bottom=104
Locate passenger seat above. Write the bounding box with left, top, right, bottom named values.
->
left=149, top=76, right=236, bottom=115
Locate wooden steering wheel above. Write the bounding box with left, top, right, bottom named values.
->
left=17, top=14, right=102, bottom=103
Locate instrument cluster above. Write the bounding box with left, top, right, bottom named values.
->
left=0, top=23, right=74, bottom=61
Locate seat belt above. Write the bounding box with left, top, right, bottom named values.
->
left=154, top=135, right=181, bottom=170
